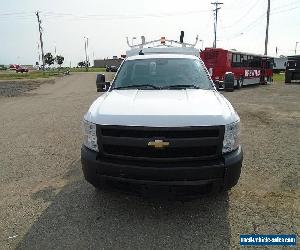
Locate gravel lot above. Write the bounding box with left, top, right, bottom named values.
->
left=0, top=79, right=55, bottom=97
left=0, top=73, right=299, bottom=249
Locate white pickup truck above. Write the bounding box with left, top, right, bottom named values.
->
left=81, top=53, right=243, bottom=196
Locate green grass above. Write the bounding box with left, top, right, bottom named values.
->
left=69, top=67, right=105, bottom=72
left=0, top=67, right=106, bottom=80
left=0, top=71, right=56, bottom=80
left=0, top=68, right=105, bottom=80
left=273, top=73, right=285, bottom=82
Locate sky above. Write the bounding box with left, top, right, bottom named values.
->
left=0, top=0, right=299, bottom=66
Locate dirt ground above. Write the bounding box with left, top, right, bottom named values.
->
left=0, top=79, right=55, bottom=97
left=0, top=73, right=299, bottom=249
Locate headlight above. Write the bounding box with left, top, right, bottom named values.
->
left=83, top=119, right=99, bottom=152
left=222, top=121, right=240, bottom=154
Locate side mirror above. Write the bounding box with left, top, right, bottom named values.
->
left=96, top=74, right=110, bottom=92
left=96, top=73, right=105, bottom=84
left=224, top=72, right=235, bottom=92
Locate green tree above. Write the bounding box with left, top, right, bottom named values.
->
left=44, top=52, right=55, bottom=67
left=78, top=61, right=85, bottom=68
left=55, top=55, right=64, bottom=67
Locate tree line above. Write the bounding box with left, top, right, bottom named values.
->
left=43, top=52, right=91, bottom=69
left=44, top=52, right=64, bottom=68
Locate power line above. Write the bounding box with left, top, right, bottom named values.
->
left=220, top=0, right=262, bottom=30
left=0, top=11, right=32, bottom=16
left=42, top=9, right=212, bottom=20
left=272, top=0, right=300, bottom=11
left=271, top=5, right=300, bottom=15
left=1, top=2, right=299, bottom=21
left=0, top=9, right=213, bottom=22
left=220, top=2, right=299, bottom=44
left=221, top=12, right=266, bottom=41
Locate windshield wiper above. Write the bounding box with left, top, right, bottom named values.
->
left=162, top=84, right=201, bottom=89
left=113, top=84, right=160, bottom=90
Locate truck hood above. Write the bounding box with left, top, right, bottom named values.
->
left=85, top=89, right=239, bottom=127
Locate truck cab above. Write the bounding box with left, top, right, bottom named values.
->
left=285, top=55, right=300, bottom=83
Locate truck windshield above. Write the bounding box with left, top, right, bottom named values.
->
left=113, top=58, right=213, bottom=90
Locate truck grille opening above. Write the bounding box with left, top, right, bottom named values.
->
left=97, top=125, right=224, bottom=161
left=102, top=179, right=216, bottom=197
left=103, top=145, right=217, bottom=158
left=101, top=127, right=219, bottom=138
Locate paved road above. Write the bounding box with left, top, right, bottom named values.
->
left=0, top=74, right=298, bottom=249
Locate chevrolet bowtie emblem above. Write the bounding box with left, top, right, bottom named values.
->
left=148, top=139, right=170, bottom=149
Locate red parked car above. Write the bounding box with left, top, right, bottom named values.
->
left=15, top=66, right=29, bottom=73
left=9, top=64, right=19, bottom=70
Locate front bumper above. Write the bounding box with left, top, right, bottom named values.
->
left=81, top=145, right=243, bottom=195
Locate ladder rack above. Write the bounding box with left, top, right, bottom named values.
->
left=126, top=36, right=199, bottom=49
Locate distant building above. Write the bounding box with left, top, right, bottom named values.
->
left=94, top=58, right=124, bottom=68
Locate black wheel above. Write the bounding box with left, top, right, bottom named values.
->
left=225, top=87, right=234, bottom=92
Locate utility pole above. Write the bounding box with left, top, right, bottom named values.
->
left=54, top=44, right=57, bottom=68
left=37, top=42, right=41, bottom=65
left=295, top=42, right=299, bottom=55
left=93, top=51, right=95, bottom=67
left=84, top=36, right=89, bottom=71
left=36, top=11, right=45, bottom=71
left=264, top=0, right=271, bottom=55
left=211, top=2, right=223, bottom=48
